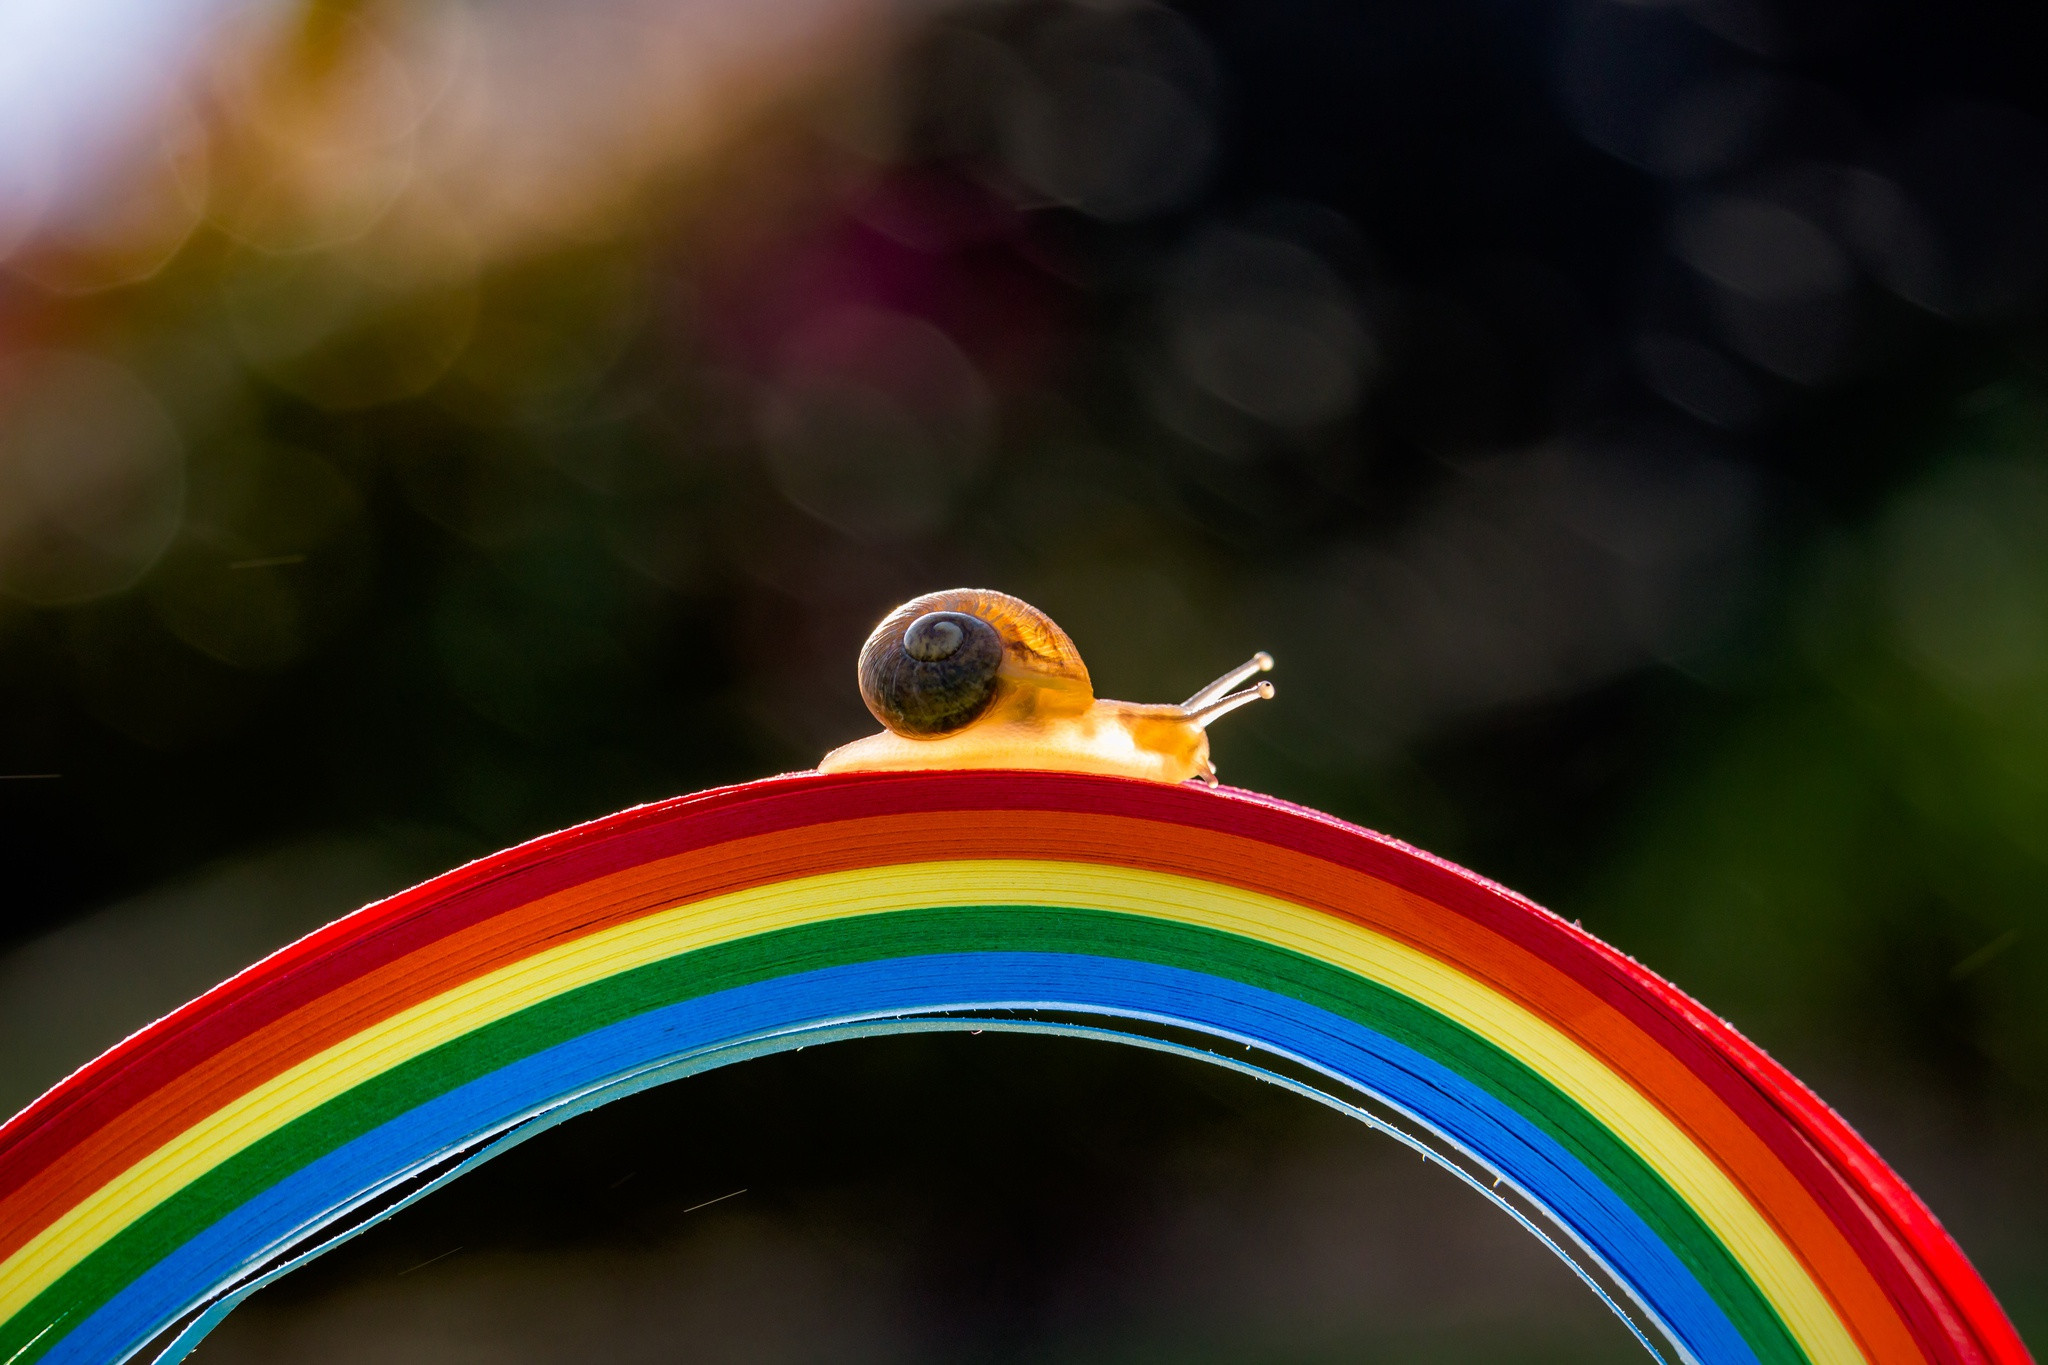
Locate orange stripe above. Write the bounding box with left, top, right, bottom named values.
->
left=0, top=808, right=1919, bottom=1362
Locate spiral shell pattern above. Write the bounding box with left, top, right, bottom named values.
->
left=856, top=588, right=1090, bottom=737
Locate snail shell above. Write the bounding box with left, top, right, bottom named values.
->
left=857, top=589, right=1091, bottom=737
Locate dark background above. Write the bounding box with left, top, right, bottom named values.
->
left=1, top=0, right=2045, bottom=1357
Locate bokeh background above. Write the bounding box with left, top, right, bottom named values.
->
left=3, top=0, right=2046, bottom=1358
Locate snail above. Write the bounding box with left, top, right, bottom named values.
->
left=817, top=589, right=1273, bottom=785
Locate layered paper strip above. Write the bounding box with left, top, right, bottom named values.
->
left=0, top=772, right=2028, bottom=1365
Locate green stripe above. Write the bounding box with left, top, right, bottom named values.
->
left=1, top=907, right=1803, bottom=1364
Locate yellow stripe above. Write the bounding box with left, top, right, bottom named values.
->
left=0, top=861, right=1861, bottom=1363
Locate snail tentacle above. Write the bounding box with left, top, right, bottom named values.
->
left=1186, top=680, right=1275, bottom=730
left=1183, top=651, right=1274, bottom=709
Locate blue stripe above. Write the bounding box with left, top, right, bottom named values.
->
left=50, top=954, right=1751, bottom=1365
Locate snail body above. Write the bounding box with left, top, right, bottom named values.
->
left=818, top=589, right=1273, bottom=785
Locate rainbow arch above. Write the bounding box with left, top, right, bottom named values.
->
left=0, top=772, right=2026, bottom=1365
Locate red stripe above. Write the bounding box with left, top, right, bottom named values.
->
left=1125, top=782, right=2019, bottom=1364
left=0, top=801, right=1904, bottom=1364
left=0, top=772, right=2023, bottom=1362
left=0, top=776, right=826, bottom=1199
left=1071, top=780, right=2016, bottom=1364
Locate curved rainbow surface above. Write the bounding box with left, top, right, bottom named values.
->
left=0, top=772, right=2028, bottom=1365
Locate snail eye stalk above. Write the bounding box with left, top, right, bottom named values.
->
left=1185, top=680, right=1276, bottom=730
left=1183, top=651, right=1274, bottom=710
